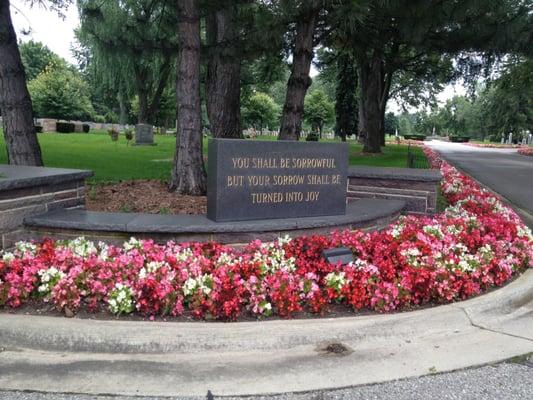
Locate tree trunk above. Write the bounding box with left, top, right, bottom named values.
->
left=134, top=57, right=171, bottom=125
left=357, top=99, right=365, bottom=143
left=278, top=3, right=319, bottom=141
left=379, top=72, right=392, bottom=146
left=117, top=84, right=128, bottom=125
left=359, top=53, right=383, bottom=153
left=205, top=5, right=242, bottom=139
left=379, top=103, right=386, bottom=146
left=170, top=0, right=206, bottom=195
left=0, top=0, right=43, bottom=166
left=147, top=54, right=172, bottom=123
left=335, top=50, right=358, bottom=143
left=133, top=63, right=151, bottom=124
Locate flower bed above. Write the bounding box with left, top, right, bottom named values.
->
left=466, top=143, right=520, bottom=149
left=517, top=147, right=533, bottom=157
left=1, top=148, right=532, bottom=321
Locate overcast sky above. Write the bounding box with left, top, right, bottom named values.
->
left=10, top=0, right=79, bottom=64
left=9, top=0, right=465, bottom=113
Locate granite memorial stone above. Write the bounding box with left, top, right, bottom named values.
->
left=207, top=139, right=349, bottom=222
left=134, top=123, right=155, bottom=145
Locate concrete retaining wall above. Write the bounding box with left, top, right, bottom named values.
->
left=0, top=165, right=93, bottom=249
left=347, top=166, right=442, bottom=214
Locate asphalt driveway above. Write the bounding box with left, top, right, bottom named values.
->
left=427, top=141, right=533, bottom=227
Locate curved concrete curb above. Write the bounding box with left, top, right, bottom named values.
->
left=0, top=270, right=532, bottom=397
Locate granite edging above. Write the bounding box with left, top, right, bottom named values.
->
left=348, top=166, right=442, bottom=182
left=24, top=199, right=406, bottom=234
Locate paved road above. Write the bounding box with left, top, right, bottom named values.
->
left=1, top=361, right=532, bottom=400
left=427, top=141, right=533, bottom=227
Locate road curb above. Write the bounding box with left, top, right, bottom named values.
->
left=0, top=270, right=532, bottom=397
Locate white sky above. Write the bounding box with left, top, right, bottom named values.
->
left=10, top=0, right=464, bottom=113
left=10, top=0, right=79, bottom=64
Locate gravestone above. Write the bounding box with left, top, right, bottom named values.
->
left=207, top=139, right=349, bottom=222
left=134, top=123, right=155, bottom=145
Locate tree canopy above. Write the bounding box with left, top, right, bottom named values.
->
left=28, top=60, right=95, bottom=121
left=19, top=40, right=61, bottom=81
left=1, top=0, right=532, bottom=190
left=304, top=90, right=334, bottom=137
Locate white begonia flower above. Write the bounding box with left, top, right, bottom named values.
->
left=401, top=247, right=422, bottom=267
left=277, top=235, right=292, bottom=245
left=67, top=237, right=97, bottom=258
left=176, top=247, right=194, bottom=262
left=98, top=242, right=110, bottom=261
left=325, top=271, right=348, bottom=293
left=517, top=225, right=533, bottom=240
left=390, top=223, right=404, bottom=239
left=15, top=241, right=37, bottom=255
left=455, top=254, right=479, bottom=272
left=216, top=252, right=243, bottom=267
left=37, top=267, right=65, bottom=297
left=1, top=252, right=15, bottom=264
left=423, top=224, right=444, bottom=239
left=182, top=274, right=213, bottom=297
left=108, top=283, right=134, bottom=314
left=124, top=237, right=142, bottom=251
left=447, top=225, right=462, bottom=235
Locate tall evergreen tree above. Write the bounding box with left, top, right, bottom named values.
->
left=170, top=0, right=206, bottom=195
left=334, top=50, right=358, bottom=142
left=205, top=1, right=243, bottom=138
left=278, top=0, right=322, bottom=141
left=77, top=0, right=177, bottom=125
left=330, top=0, right=532, bottom=153
left=0, top=0, right=50, bottom=166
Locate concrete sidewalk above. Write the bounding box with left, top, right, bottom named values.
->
left=1, top=269, right=532, bottom=397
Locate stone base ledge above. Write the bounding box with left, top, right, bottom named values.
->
left=18, top=199, right=405, bottom=246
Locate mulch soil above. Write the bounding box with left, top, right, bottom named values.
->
left=85, top=180, right=207, bottom=215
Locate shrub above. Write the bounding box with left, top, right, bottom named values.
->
left=94, top=115, right=105, bottom=123
left=403, top=134, right=426, bottom=141
left=35, top=125, right=43, bottom=133
left=56, top=122, right=75, bottom=133
left=108, top=128, right=119, bottom=142
left=27, top=61, right=95, bottom=121
left=306, top=132, right=320, bottom=142
left=82, top=124, right=90, bottom=133
left=449, top=135, right=470, bottom=143
left=105, top=111, right=119, bottom=124
left=124, top=129, right=133, bottom=144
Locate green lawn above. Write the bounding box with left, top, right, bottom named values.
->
left=0, top=130, right=427, bottom=183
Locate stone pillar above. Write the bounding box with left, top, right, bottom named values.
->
left=134, top=123, right=156, bottom=146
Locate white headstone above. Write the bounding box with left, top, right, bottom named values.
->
left=508, top=132, right=513, bottom=144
